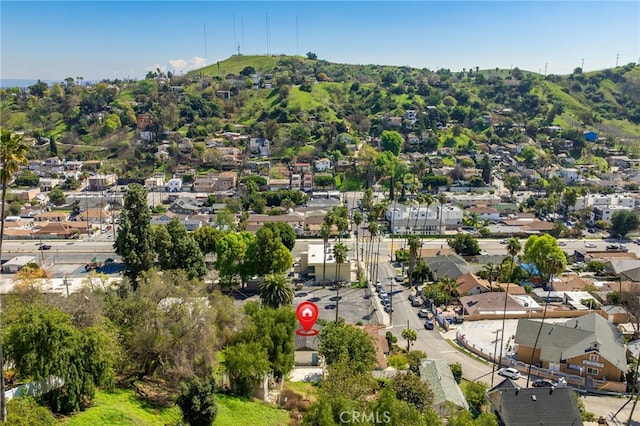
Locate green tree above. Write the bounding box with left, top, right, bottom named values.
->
left=4, top=304, right=116, bottom=413
left=234, top=304, right=296, bottom=380
left=562, top=187, right=578, bottom=212
left=48, top=186, right=66, bottom=205
left=610, top=210, right=640, bottom=239
left=251, top=227, right=293, bottom=276
left=176, top=376, right=218, bottom=426
left=103, top=269, right=231, bottom=379
left=407, top=235, right=421, bottom=288
left=523, top=234, right=566, bottom=283
left=263, top=222, right=296, bottom=251
left=314, top=175, right=335, bottom=188
left=193, top=226, right=223, bottom=255
left=401, top=328, right=418, bottom=352
left=214, top=231, right=256, bottom=289
left=14, top=171, right=39, bottom=187
left=333, top=242, right=348, bottom=321
left=114, top=183, right=155, bottom=286
left=318, top=320, right=377, bottom=373
left=381, top=130, right=403, bottom=156
left=390, top=371, right=434, bottom=413
left=222, top=342, right=270, bottom=397
left=463, top=381, right=488, bottom=413
left=155, top=218, right=207, bottom=279
left=499, top=236, right=521, bottom=367
left=0, top=128, right=29, bottom=421
left=259, top=273, right=294, bottom=309
left=448, top=233, right=481, bottom=256
left=503, top=175, right=521, bottom=200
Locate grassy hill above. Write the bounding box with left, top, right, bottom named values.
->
left=55, top=388, right=290, bottom=426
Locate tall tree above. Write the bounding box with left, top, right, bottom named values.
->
left=222, top=342, right=270, bottom=397
left=259, top=273, right=294, bottom=309
left=114, top=183, right=155, bottom=287
left=320, top=220, right=331, bottom=287
left=480, top=262, right=499, bottom=292
left=407, top=235, right=421, bottom=289
left=155, top=218, right=207, bottom=280
left=380, top=130, right=404, bottom=156
left=437, top=193, right=447, bottom=236
left=333, top=242, right=348, bottom=322
left=0, top=128, right=29, bottom=421
left=421, top=193, right=434, bottom=243
left=522, top=234, right=566, bottom=284
left=610, top=210, right=640, bottom=239
left=263, top=222, right=296, bottom=251
left=250, top=227, right=293, bottom=276
left=503, top=175, right=521, bottom=200
left=353, top=211, right=363, bottom=266
left=526, top=250, right=566, bottom=386
left=214, top=231, right=256, bottom=289
left=499, top=237, right=521, bottom=368
left=318, top=320, right=377, bottom=373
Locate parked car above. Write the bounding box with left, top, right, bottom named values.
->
left=38, top=244, right=52, bottom=250
left=418, top=309, right=429, bottom=318
left=381, top=295, right=390, bottom=306
left=497, top=368, right=521, bottom=379
left=424, top=320, right=434, bottom=330
left=411, top=298, right=422, bottom=307
left=379, top=290, right=388, bottom=299
left=607, top=244, right=620, bottom=250
left=532, top=379, right=557, bottom=387
left=585, top=242, right=597, bottom=248
left=558, top=241, right=567, bottom=246
left=500, top=239, right=507, bottom=244
left=384, top=304, right=393, bottom=313
left=394, top=274, right=404, bottom=282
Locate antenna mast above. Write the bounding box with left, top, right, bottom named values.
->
left=203, top=24, right=207, bottom=65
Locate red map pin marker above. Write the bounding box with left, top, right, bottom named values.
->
left=296, top=302, right=319, bottom=336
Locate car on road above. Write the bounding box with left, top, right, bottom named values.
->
left=585, top=242, right=597, bottom=248
left=532, top=379, right=557, bottom=388
left=38, top=244, right=52, bottom=250
left=394, top=274, right=404, bottom=283
left=381, top=295, right=390, bottom=306
left=499, top=239, right=507, bottom=244
left=384, top=304, right=393, bottom=313
left=379, top=290, right=388, bottom=299
left=424, top=320, right=434, bottom=330
left=497, top=368, right=521, bottom=379
left=411, top=298, right=422, bottom=307
left=558, top=241, right=567, bottom=246
left=418, top=309, right=429, bottom=318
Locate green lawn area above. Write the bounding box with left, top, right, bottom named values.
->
left=56, top=388, right=181, bottom=426
left=56, top=388, right=290, bottom=426
left=215, top=394, right=289, bottom=426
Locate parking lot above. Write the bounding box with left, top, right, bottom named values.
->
left=293, top=286, right=381, bottom=325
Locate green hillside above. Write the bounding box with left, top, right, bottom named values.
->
left=1, top=54, right=639, bottom=176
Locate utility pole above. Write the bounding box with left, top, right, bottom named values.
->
left=491, top=328, right=501, bottom=387
left=544, top=62, right=548, bottom=76
left=581, top=58, right=584, bottom=71
left=616, top=53, right=619, bottom=68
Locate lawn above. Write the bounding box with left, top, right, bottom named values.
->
left=56, top=388, right=181, bottom=426
left=215, top=394, right=290, bottom=426
left=56, top=388, right=290, bottom=426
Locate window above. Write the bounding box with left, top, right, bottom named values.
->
left=586, top=367, right=598, bottom=375
left=589, top=354, right=599, bottom=362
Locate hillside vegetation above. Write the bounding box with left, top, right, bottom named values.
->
left=1, top=54, right=639, bottom=178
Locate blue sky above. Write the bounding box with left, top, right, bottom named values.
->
left=1, top=1, right=638, bottom=81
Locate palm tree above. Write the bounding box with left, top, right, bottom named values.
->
left=367, top=221, right=379, bottom=283
left=320, top=221, right=331, bottom=288
left=407, top=235, right=421, bottom=289
left=353, top=211, right=363, bottom=266
left=498, top=237, right=521, bottom=369
left=333, top=242, right=348, bottom=322
left=0, top=128, right=29, bottom=421
left=422, top=194, right=433, bottom=243
left=439, top=275, right=458, bottom=306
left=481, top=262, right=499, bottom=292
left=437, top=193, right=447, bottom=237
left=259, top=273, right=294, bottom=309
left=526, top=251, right=566, bottom=387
